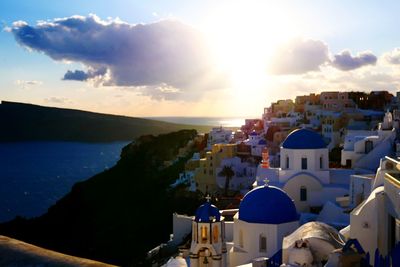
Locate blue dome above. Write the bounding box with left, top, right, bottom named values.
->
left=195, top=202, right=221, bottom=222
left=249, top=131, right=258, bottom=136
left=282, top=128, right=326, bottom=149
left=239, top=185, right=298, bottom=224
left=258, top=139, right=267, bottom=145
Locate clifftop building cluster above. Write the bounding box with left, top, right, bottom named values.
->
left=163, top=90, right=400, bottom=267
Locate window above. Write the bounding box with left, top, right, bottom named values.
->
left=365, top=140, right=373, bottom=154
left=213, top=225, right=219, bottom=243
left=346, top=159, right=352, bottom=168
left=193, top=225, right=197, bottom=242
left=301, top=158, right=307, bottom=170
left=300, top=186, right=307, bottom=201
left=320, top=156, right=323, bottom=169
left=201, top=226, right=208, bottom=243
left=286, top=156, right=290, bottom=169
left=259, top=235, right=267, bottom=252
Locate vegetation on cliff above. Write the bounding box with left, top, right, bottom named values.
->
left=0, top=129, right=204, bottom=266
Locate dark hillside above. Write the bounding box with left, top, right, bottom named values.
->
left=0, top=130, right=203, bottom=266
left=0, top=101, right=212, bottom=142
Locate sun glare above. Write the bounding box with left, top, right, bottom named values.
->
left=202, top=1, right=300, bottom=95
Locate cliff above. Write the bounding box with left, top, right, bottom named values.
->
left=0, top=129, right=203, bottom=266
left=0, top=101, right=212, bottom=142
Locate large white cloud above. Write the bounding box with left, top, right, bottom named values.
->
left=268, top=38, right=380, bottom=75
left=11, top=15, right=225, bottom=101
left=269, top=38, right=329, bottom=74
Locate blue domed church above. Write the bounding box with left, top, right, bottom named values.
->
left=189, top=187, right=299, bottom=266
left=229, top=184, right=299, bottom=266
left=256, top=128, right=353, bottom=212
left=189, top=198, right=227, bottom=267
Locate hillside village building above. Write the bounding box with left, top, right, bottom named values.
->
left=256, top=128, right=356, bottom=212
left=343, top=156, right=400, bottom=263
left=207, top=127, right=233, bottom=149
left=341, top=111, right=398, bottom=170
left=166, top=90, right=400, bottom=267
left=320, top=91, right=356, bottom=111
left=228, top=185, right=299, bottom=266
left=194, top=143, right=237, bottom=193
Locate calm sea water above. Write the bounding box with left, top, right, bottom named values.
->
left=0, top=141, right=129, bottom=222
left=0, top=117, right=246, bottom=222
left=146, top=117, right=247, bottom=127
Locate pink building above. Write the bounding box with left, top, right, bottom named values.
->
left=320, top=91, right=355, bottom=111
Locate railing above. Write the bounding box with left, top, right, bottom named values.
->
left=370, top=242, right=400, bottom=267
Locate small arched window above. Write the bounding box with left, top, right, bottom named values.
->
left=320, top=156, right=323, bottom=169
left=193, top=224, right=197, bottom=242
left=286, top=156, right=290, bottom=169
left=300, top=186, right=307, bottom=201
left=301, top=157, right=307, bottom=170
left=213, top=225, right=219, bottom=243
left=259, top=234, right=267, bottom=252
left=201, top=226, right=208, bottom=243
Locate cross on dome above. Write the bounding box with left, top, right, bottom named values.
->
left=205, top=195, right=212, bottom=202
left=264, top=178, right=270, bottom=186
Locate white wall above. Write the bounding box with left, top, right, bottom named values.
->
left=280, top=148, right=329, bottom=174
left=283, top=174, right=323, bottom=212
left=230, top=217, right=297, bottom=266
left=349, top=175, right=373, bottom=208
left=350, top=187, right=383, bottom=263
left=172, top=213, right=193, bottom=246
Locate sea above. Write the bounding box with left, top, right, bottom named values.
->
left=146, top=116, right=247, bottom=127
left=0, top=117, right=246, bottom=223
left=0, top=141, right=129, bottom=222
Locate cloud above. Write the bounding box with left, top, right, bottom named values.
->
left=63, top=67, right=107, bottom=81
left=44, top=97, right=71, bottom=104
left=63, top=70, right=89, bottom=81
left=331, top=50, right=377, bottom=70
left=383, top=48, right=400, bottom=65
left=269, top=38, right=329, bottom=75
left=15, top=80, right=42, bottom=89
left=11, top=15, right=225, bottom=101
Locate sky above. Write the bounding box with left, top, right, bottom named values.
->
left=1, top=0, right=400, bottom=117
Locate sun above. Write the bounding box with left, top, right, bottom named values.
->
left=201, top=1, right=301, bottom=95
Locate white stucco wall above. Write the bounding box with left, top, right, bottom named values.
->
left=280, top=148, right=329, bottom=173
left=350, top=187, right=383, bottom=262
left=229, top=217, right=298, bottom=266
left=282, top=174, right=323, bottom=212
left=172, top=213, right=193, bottom=246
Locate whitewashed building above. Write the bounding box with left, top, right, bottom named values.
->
left=215, top=157, right=257, bottom=192
left=347, top=156, right=400, bottom=263
left=341, top=111, right=397, bottom=170
left=207, top=127, right=233, bottom=149
left=256, top=128, right=356, bottom=212
left=228, top=184, right=299, bottom=266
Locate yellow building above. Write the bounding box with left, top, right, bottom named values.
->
left=194, top=144, right=237, bottom=194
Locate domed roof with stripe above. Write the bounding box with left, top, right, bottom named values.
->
left=282, top=128, right=327, bottom=149
left=239, top=185, right=298, bottom=224
left=195, top=201, right=221, bottom=223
